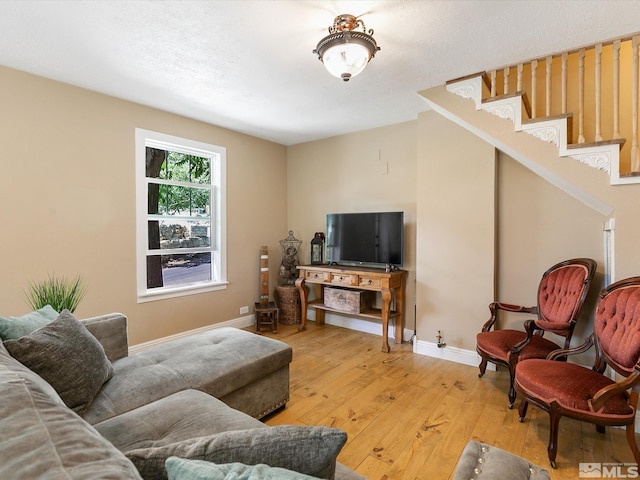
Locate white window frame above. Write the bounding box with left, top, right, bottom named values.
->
left=135, top=128, right=227, bottom=302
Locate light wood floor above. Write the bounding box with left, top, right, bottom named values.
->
left=251, top=322, right=636, bottom=480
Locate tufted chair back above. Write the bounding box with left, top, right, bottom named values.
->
left=476, top=258, right=596, bottom=408
left=595, top=278, right=640, bottom=376
left=535, top=260, right=595, bottom=342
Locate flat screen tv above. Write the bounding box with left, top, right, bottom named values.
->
left=325, top=211, right=404, bottom=268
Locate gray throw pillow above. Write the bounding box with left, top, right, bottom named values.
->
left=0, top=305, right=59, bottom=340
left=4, top=309, right=114, bottom=415
left=452, top=441, right=551, bottom=480
left=165, top=459, right=321, bottom=480
left=126, top=425, right=347, bottom=480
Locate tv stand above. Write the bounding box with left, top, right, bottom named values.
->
left=295, top=264, right=407, bottom=353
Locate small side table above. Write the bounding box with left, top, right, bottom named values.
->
left=254, top=301, right=278, bottom=334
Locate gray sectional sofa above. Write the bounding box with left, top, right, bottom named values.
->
left=0, top=309, right=365, bottom=480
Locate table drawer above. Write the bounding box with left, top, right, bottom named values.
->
left=359, top=276, right=382, bottom=288
left=330, top=273, right=359, bottom=286
left=305, top=270, right=330, bottom=282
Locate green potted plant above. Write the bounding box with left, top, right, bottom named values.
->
left=24, top=273, right=88, bottom=313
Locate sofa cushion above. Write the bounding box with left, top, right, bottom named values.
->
left=82, top=312, right=130, bottom=362
left=95, top=389, right=266, bottom=451
left=125, top=425, right=347, bottom=480
left=0, top=337, right=66, bottom=405
left=83, top=327, right=292, bottom=424
left=0, top=365, right=141, bottom=479
left=165, top=458, right=321, bottom=480
left=4, top=309, right=114, bottom=415
left=0, top=305, right=59, bottom=340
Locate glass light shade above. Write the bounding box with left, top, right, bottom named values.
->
left=322, top=42, right=370, bottom=81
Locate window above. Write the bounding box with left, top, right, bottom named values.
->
left=135, top=129, right=227, bottom=302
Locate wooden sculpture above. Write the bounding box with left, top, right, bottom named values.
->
left=254, top=246, right=278, bottom=333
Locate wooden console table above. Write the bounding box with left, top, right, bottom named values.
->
left=295, top=264, right=407, bottom=353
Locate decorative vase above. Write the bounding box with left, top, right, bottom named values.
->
left=278, top=230, right=302, bottom=285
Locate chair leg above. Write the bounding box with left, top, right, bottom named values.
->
left=518, top=399, right=529, bottom=422
left=626, top=422, right=640, bottom=465
left=627, top=390, right=640, bottom=465
left=507, top=365, right=517, bottom=408
left=478, top=357, right=488, bottom=378
left=547, top=403, right=562, bottom=469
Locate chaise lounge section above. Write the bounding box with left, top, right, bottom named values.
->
left=82, top=314, right=292, bottom=423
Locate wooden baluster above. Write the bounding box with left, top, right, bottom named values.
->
left=545, top=56, right=552, bottom=117
left=595, top=43, right=603, bottom=142
left=490, top=70, right=496, bottom=97
left=578, top=48, right=585, bottom=143
left=531, top=60, right=537, bottom=119
left=561, top=52, right=568, bottom=114
left=504, top=67, right=509, bottom=95
left=632, top=36, right=640, bottom=171
left=517, top=63, right=523, bottom=92
left=613, top=40, right=621, bottom=139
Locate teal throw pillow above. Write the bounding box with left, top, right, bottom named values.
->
left=165, top=459, right=321, bottom=480
left=0, top=305, right=59, bottom=340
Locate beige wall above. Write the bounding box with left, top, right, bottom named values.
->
left=296, top=108, right=626, bottom=362
left=416, top=111, right=496, bottom=351
left=420, top=82, right=640, bottom=355
left=286, top=122, right=417, bottom=334
left=0, top=66, right=288, bottom=344
left=497, top=152, right=606, bottom=363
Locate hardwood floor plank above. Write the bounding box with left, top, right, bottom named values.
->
left=253, top=322, right=639, bottom=479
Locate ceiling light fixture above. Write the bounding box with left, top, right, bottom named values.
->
left=313, top=14, right=380, bottom=82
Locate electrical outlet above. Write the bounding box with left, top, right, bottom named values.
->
left=239, top=306, right=249, bottom=315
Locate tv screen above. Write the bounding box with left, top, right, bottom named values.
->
left=325, top=212, right=404, bottom=267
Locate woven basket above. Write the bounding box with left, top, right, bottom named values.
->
left=275, top=285, right=301, bottom=325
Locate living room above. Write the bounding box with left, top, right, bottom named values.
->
left=4, top=0, right=640, bottom=358
left=2, top=1, right=640, bottom=479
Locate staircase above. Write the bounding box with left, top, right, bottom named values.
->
left=441, top=34, right=640, bottom=186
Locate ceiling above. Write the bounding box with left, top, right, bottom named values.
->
left=2, top=1, right=640, bottom=146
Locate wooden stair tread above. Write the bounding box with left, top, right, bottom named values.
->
left=522, top=113, right=573, bottom=124
left=446, top=72, right=491, bottom=92
left=567, top=138, right=626, bottom=149
left=482, top=91, right=525, bottom=103
left=446, top=72, right=485, bottom=85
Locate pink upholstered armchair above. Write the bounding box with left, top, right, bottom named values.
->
left=515, top=276, right=640, bottom=468
left=476, top=258, right=596, bottom=407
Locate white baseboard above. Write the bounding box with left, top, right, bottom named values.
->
left=128, top=314, right=254, bottom=355
left=316, top=311, right=490, bottom=369
left=318, top=312, right=414, bottom=342
left=413, top=337, right=495, bottom=371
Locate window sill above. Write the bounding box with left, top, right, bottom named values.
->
left=137, top=281, right=229, bottom=303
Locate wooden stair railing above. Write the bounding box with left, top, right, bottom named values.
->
left=445, top=33, right=640, bottom=185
